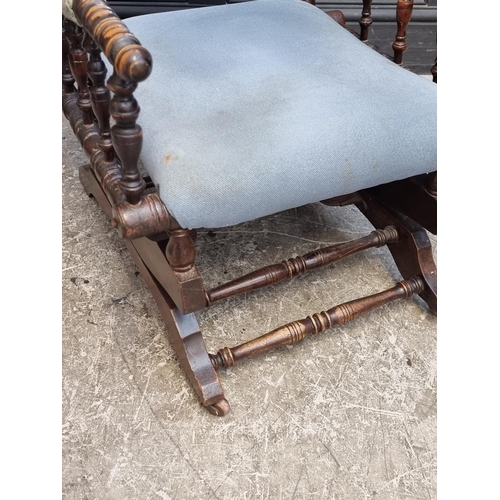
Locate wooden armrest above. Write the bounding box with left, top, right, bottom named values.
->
left=71, top=0, right=152, bottom=83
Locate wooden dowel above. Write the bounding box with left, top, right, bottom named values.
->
left=210, top=277, right=424, bottom=369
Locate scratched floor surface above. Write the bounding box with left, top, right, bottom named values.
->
left=62, top=116, right=437, bottom=500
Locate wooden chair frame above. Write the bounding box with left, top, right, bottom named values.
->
left=62, top=0, right=437, bottom=415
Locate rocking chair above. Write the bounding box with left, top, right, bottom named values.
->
left=62, top=0, right=437, bottom=415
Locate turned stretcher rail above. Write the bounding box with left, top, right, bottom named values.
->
left=210, top=276, right=424, bottom=370
left=205, top=226, right=398, bottom=305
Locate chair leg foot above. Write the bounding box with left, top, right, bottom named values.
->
left=206, top=398, right=230, bottom=417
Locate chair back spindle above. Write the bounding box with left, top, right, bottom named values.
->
left=64, top=19, right=94, bottom=125
left=107, top=74, right=146, bottom=205
left=392, top=0, right=414, bottom=64
left=86, top=36, right=114, bottom=163
left=359, top=0, right=373, bottom=42
left=62, top=23, right=76, bottom=95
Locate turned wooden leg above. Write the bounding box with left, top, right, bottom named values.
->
left=166, top=228, right=196, bottom=272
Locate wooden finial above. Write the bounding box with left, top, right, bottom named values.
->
left=72, top=0, right=152, bottom=83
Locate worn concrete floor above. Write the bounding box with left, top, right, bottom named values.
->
left=62, top=115, right=437, bottom=500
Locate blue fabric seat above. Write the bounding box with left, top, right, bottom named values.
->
left=123, top=0, right=436, bottom=229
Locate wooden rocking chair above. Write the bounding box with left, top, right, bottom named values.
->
left=62, top=0, right=437, bottom=415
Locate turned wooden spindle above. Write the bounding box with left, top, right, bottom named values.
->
left=210, top=277, right=424, bottom=369
left=359, top=0, right=373, bottom=42
left=392, top=0, right=414, bottom=65
left=64, top=19, right=94, bottom=125
left=165, top=228, right=197, bottom=272
left=107, top=73, right=146, bottom=205
left=62, top=23, right=76, bottom=95
left=71, top=0, right=151, bottom=204
left=86, top=35, right=114, bottom=163
left=206, top=226, right=398, bottom=305
left=431, top=58, right=437, bottom=83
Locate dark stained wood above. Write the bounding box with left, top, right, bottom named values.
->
left=321, top=190, right=436, bottom=314
left=107, top=73, right=146, bottom=205
left=364, top=175, right=437, bottom=235
left=86, top=35, right=114, bottom=163
left=392, top=0, right=414, bottom=64
left=426, top=171, right=437, bottom=196
left=325, top=9, right=346, bottom=26
left=63, top=26, right=179, bottom=239
left=356, top=192, right=437, bottom=314
left=206, top=226, right=398, bottom=305
left=62, top=22, right=76, bottom=95
left=131, top=236, right=206, bottom=313
left=111, top=196, right=175, bottom=240
left=64, top=0, right=437, bottom=414
left=65, top=20, right=94, bottom=126
left=431, top=58, right=437, bottom=83
left=210, top=277, right=424, bottom=369
left=128, top=242, right=229, bottom=416
left=72, top=0, right=152, bottom=83
left=70, top=0, right=153, bottom=206
left=359, top=0, right=373, bottom=41
left=78, top=164, right=228, bottom=415
left=347, top=21, right=436, bottom=75
left=80, top=167, right=205, bottom=315
left=166, top=228, right=197, bottom=272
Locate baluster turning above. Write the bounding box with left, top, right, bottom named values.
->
left=210, top=277, right=425, bottom=369
left=359, top=0, right=373, bottom=42
left=64, top=19, right=93, bottom=125
left=392, top=0, right=414, bottom=65
left=107, top=73, right=146, bottom=205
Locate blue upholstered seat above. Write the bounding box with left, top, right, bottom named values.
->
left=123, top=0, right=436, bottom=229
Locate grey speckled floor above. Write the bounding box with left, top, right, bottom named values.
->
left=62, top=115, right=437, bottom=500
